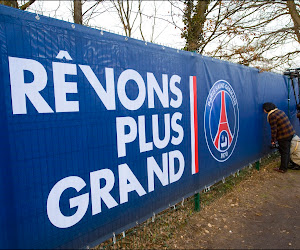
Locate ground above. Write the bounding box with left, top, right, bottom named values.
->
left=166, top=158, right=300, bottom=249
left=99, top=156, right=300, bottom=249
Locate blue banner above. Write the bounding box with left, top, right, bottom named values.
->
left=0, top=4, right=298, bottom=249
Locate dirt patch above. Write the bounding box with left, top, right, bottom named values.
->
left=167, top=159, right=300, bottom=249
left=99, top=156, right=300, bottom=249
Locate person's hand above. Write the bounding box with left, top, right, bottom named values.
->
left=270, top=141, right=279, bottom=149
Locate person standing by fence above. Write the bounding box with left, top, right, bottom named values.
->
left=263, top=102, right=295, bottom=173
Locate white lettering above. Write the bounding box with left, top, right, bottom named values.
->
left=8, top=57, right=53, bottom=114
left=152, top=114, right=170, bottom=149
left=117, top=69, right=146, bottom=110
left=118, top=163, right=146, bottom=204
left=221, top=151, right=228, bottom=158
left=47, top=149, right=186, bottom=228
left=79, top=65, right=116, bottom=110
left=47, top=176, right=89, bottom=228
left=90, top=169, right=118, bottom=215
left=147, top=153, right=168, bottom=192
left=9, top=56, right=185, bottom=114
left=169, top=150, right=185, bottom=184
left=116, top=116, right=138, bottom=158
left=147, top=73, right=169, bottom=108
left=138, top=115, right=153, bottom=153
left=170, top=75, right=182, bottom=108
left=53, top=62, right=79, bottom=112
left=171, top=112, right=184, bottom=146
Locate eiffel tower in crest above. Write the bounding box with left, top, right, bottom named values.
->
left=213, top=91, right=233, bottom=150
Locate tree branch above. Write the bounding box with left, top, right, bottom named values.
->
left=20, top=0, right=36, bottom=10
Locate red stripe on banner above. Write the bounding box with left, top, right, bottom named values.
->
left=193, top=76, right=199, bottom=173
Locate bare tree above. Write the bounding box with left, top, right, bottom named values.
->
left=110, top=0, right=141, bottom=37
left=73, top=0, right=82, bottom=24
left=287, top=0, right=300, bottom=43
left=211, top=1, right=300, bottom=71
left=72, top=0, right=105, bottom=25
left=138, top=1, right=175, bottom=42
left=179, top=0, right=300, bottom=72
left=0, top=0, right=36, bottom=10
left=181, top=1, right=251, bottom=53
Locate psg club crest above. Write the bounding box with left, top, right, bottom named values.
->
left=204, top=80, right=239, bottom=162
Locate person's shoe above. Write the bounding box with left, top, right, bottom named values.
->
left=273, top=168, right=287, bottom=173
left=288, top=162, right=300, bottom=170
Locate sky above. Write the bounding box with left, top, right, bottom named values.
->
left=27, top=1, right=186, bottom=49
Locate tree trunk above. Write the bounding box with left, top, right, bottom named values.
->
left=0, top=0, right=19, bottom=8
left=182, top=0, right=210, bottom=52
left=20, top=0, right=36, bottom=11
left=74, top=0, right=83, bottom=25
left=0, top=0, right=36, bottom=10
left=287, top=0, right=300, bottom=43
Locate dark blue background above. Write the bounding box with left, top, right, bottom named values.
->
left=0, top=4, right=299, bottom=249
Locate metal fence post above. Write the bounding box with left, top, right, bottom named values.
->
left=194, top=193, right=200, bottom=211
left=255, top=161, right=260, bottom=171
